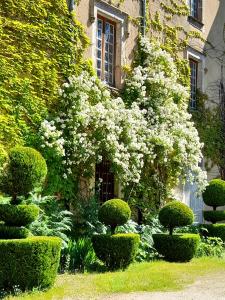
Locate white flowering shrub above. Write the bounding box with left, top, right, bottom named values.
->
left=41, top=72, right=149, bottom=184
left=41, top=37, right=207, bottom=203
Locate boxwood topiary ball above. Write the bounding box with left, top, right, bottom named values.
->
left=1, top=146, right=47, bottom=199
left=202, top=179, right=225, bottom=209
left=159, top=200, right=194, bottom=234
left=98, top=199, right=131, bottom=229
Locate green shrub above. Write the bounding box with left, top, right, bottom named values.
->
left=202, top=179, right=225, bottom=209
left=196, top=237, right=224, bottom=258
left=204, top=224, right=225, bottom=242
left=159, top=201, right=194, bottom=234
left=92, top=233, right=140, bottom=270
left=1, top=147, right=47, bottom=202
left=0, top=237, right=61, bottom=290
left=153, top=233, right=200, bottom=262
left=203, top=210, right=225, bottom=224
left=60, top=238, right=97, bottom=273
left=0, top=204, right=39, bottom=226
left=0, top=224, right=30, bottom=239
left=98, top=199, right=131, bottom=233
left=0, top=144, right=8, bottom=170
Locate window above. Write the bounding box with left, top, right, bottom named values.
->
left=95, top=159, right=115, bottom=202
left=189, top=59, right=198, bottom=109
left=96, top=15, right=116, bottom=86
left=189, top=0, right=202, bottom=22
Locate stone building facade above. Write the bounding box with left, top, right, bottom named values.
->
left=72, top=0, right=225, bottom=222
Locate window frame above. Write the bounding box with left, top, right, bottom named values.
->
left=96, top=14, right=116, bottom=87
left=189, top=58, right=198, bottom=110
left=189, top=0, right=199, bottom=19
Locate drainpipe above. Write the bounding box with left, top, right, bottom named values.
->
left=141, top=0, right=146, bottom=36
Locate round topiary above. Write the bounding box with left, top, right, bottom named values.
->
left=0, top=237, right=61, bottom=290
left=0, top=204, right=39, bottom=227
left=98, top=199, right=131, bottom=234
left=159, top=200, right=194, bottom=235
left=202, top=179, right=225, bottom=210
left=92, top=233, right=140, bottom=270
left=203, top=210, right=225, bottom=224
left=153, top=233, right=200, bottom=262
left=1, top=146, right=47, bottom=203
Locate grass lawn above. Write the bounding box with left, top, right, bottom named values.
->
left=9, top=257, right=225, bottom=300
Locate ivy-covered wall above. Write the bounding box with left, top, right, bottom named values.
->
left=0, top=0, right=88, bottom=149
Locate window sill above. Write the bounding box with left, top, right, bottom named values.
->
left=188, top=16, right=204, bottom=30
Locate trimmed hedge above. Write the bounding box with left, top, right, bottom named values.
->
left=203, top=210, right=225, bottom=224
left=98, top=199, right=131, bottom=232
left=159, top=201, right=194, bottom=234
left=0, top=237, right=61, bottom=290
left=1, top=147, right=47, bottom=201
left=153, top=233, right=200, bottom=262
left=0, top=224, right=30, bottom=239
left=0, top=204, right=39, bottom=226
left=203, top=224, right=225, bottom=242
left=202, top=179, right=225, bottom=209
left=92, top=233, right=140, bottom=270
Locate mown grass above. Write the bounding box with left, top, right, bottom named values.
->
left=8, top=257, right=225, bottom=300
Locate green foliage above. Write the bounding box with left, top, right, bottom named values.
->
left=204, top=224, right=225, bottom=242
left=153, top=233, right=200, bottom=262
left=203, top=210, right=225, bottom=224
left=0, top=237, right=61, bottom=290
left=92, top=233, right=140, bottom=270
left=202, top=179, right=225, bottom=209
left=98, top=199, right=131, bottom=233
left=0, top=204, right=39, bottom=227
left=60, top=238, right=97, bottom=273
left=28, top=194, right=72, bottom=248
left=1, top=147, right=47, bottom=202
left=0, top=224, right=30, bottom=239
left=190, top=91, right=224, bottom=171
left=117, top=219, right=163, bottom=262
left=196, top=237, right=224, bottom=258
left=159, top=201, right=194, bottom=234
left=70, top=194, right=107, bottom=238
left=0, top=0, right=88, bottom=148
left=147, top=0, right=200, bottom=87
left=0, top=144, right=8, bottom=171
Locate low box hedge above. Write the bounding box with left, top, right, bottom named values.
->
left=92, top=233, right=140, bottom=270
left=203, top=224, right=225, bottom=241
left=0, top=224, right=30, bottom=239
left=0, top=236, right=61, bottom=290
left=0, top=204, right=39, bottom=227
left=153, top=233, right=200, bottom=262
left=203, top=210, right=225, bottom=224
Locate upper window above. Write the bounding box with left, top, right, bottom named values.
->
left=189, top=0, right=202, bottom=23
left=96, top=15, right=116, bottom=86
left=189, top=59, right=198, bottom=109
left=189, top=0, right=198, bottom=19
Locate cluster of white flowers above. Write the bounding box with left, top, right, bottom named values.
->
left=125, top=37, right=207, bottom=192
left=41, top=36, right=207, bottom=193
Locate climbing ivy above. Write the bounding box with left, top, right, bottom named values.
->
left=147, top=0, right=203, bottom=87
left=0, top=0, right=88, bottom=150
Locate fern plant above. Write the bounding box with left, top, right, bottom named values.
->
left=28, top=193, right=72, bottom=248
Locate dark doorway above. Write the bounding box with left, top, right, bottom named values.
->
left=95, top=159, right=115, bottom=202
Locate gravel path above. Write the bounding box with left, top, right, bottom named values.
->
left=100, top=272, right=225, bottom=300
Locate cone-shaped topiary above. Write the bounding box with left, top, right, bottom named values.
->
left=159, top=200, right=194, bottom=235
left=1, top=146, right=47, bottom=203
left=98, top=199, right=131, bottom=234
left=202, top=179, right=225, bottom=210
